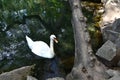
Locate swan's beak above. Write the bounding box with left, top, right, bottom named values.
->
left=54, top=38, right=58, bottom=43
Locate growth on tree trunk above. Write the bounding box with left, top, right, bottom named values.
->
left=66, top=0, right=109, bottom=80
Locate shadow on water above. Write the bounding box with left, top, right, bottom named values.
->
left=32, top=56, right=66, bottom=80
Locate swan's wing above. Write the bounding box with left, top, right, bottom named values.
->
left=31, top=41, right=53, bottom=58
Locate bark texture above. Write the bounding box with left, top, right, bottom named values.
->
left=66, top=0, right=109, bottom=80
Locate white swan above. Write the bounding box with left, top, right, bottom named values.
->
left=26, top=35, right=58, bottom=58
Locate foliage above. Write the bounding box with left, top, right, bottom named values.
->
left=81, top=1, right=103, bottom=52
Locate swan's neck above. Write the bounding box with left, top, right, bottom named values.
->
left=50, top=39, right=54, bottom=54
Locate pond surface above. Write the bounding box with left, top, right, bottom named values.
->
left=0, top=20, right=74, bottom=80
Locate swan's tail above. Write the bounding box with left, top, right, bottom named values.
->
left=26, top=35, right=34, bottom=49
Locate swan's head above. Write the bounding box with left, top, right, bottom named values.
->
left=50, top=35, right=58, bottom=43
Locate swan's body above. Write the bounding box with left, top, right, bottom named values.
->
left=26, top=35, right=58, bottom=58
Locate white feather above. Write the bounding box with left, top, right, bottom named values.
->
left=26, top=35, right=57, bottom=58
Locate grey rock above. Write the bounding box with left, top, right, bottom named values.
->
left=101, top=0, right=120, bottom=43
left=109, top=75, right=120, bottom=80
left=96, top=40, right=116, bottom=61
left=101, top=18, right=120, bottom=42
left=114, top=38, right=120, bottom=66
left=0, top=65, right=34, bottom=80
left=112, top=18, right=120, bottom=33
left=102, top=0, right=120, bottom=25
left=46, top=77, right=65, bottom=80
left=27, top=76, right=38, bottom=80
left=100, top=4, right=120, bottom=66
left=102, top=30, right=120, bottom=42
left=115, top=38, right=120, bottom=49
left=106, top=69, right=120, bottom=77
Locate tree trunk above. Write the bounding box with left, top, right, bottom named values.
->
left=66, top=0, right=109, bottom=80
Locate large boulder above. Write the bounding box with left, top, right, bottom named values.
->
left=106, top=69, right=120, bottom=80
left=101, top=0, right=120, bottom=42
left=96, top=40, right=116, bottom=61
left=106, top=69, right=120, bottom=77
left=99, top=0, right=120, bottom=66
left=103, top=30, right=120, bottom=42
left=0, top=65, right=34, bottom=80
left=109, top=75, right=120, bottom=80
left=46, top=77, right=65, bottom=80
left=27, top=76, right=38, bottom=80
left=102, top=0, right=120, bottom=26
left=112, top=18, right=120, bottom=33
left=96, top=40, right=120, bottom=66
